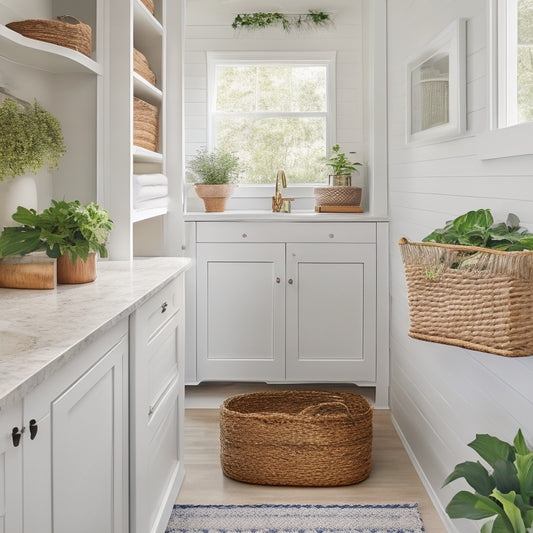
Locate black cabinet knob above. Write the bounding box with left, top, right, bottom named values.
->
left=12, top=427, right=22, bottom=447
left=29, top=419, right=38, bottom=440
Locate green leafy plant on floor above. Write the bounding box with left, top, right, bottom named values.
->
left=0, top=98, right=66, bottom=181
left=0, top=200, right=113, bottom=263
left=232, top=11, right=332, bottom=32
left=443, top=429, right=533, bottom=533
left=423, top=209, right=533, bottom=251
left=324, top=144, right=362, bottom=175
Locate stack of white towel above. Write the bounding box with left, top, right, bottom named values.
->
left=133, top=173, right=168, bottom=210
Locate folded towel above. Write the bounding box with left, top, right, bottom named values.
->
left=134, top=173, right=168, bottom=187
left=134, top=184, right=168, bottom=202
left=133, top=196, right=168, bottom=210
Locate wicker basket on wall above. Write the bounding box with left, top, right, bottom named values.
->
left=399, top=238, right=533, bottom=357
left=6, top=16, right=92, bottom=57
left=133, top=97, right=159, bottom=152
left=220, top=390, right=373, bottom=487
left=133, top=48, right=156, bottom=86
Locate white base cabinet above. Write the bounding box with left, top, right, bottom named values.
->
left=188, top=220, right=389, bottom=404
left=0, top=321, right=128, bottom=533
left=130, top=276, right=185, bottom=533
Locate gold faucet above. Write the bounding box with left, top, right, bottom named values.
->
left=272, top=169, right=287, bottom=212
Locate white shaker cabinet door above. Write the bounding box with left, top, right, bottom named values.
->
left=197, top=243, right=286, bottom=382
left=285, top=243, right=376, bottom=382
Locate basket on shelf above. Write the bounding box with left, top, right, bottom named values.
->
left=140, top=0, right=155, bottom=15
left=133, top=48, right=156, bottom=86
left=314, top=186, right=362, bottom=207
left=398, top=238, right=533, bottom=357
left=133, top=97, right=159, bottom=152
left=6, top=16, right=92, bottom=57
left=220, top=390, right=373, bottom=487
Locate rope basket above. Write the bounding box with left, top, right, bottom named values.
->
left=399, top=238, right=533, bottom=356
left=6, top=16, right=92, bottom=57
left=134, top=48, right=156, bottom=86
left=314, top=186, right=362, bottom=207
left=133, top=97, right=159, bottom=152
left=220, top=390, right=373, bottom=487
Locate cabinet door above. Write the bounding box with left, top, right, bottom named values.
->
left=286, top=243, right=376, bottom=382
left=197, top=243, right=285, bottom=381
left=23, top=326, right=128, bottom=533
left=0, top=402, right=22, bottom=533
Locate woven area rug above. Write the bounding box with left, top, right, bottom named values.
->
left=166, top=503, right=425, bottom=533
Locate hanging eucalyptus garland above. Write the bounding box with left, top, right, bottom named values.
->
left=232, top=10, right=332, bottom=32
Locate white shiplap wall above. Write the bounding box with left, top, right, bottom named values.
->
left=387, top=1, right=533, bottom=532
left=184, top=0, right=366, bottom=210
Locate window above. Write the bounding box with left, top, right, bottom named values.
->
left=208, top=52, right=335, bottom=184
left=496, top=0, right=533, bottom=127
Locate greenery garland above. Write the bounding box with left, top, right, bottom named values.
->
left=232, top=11, right=332, bottom=32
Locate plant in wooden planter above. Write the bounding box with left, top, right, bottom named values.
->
left=399, top=209, right=533, bottom=356
left=0, top=200, right=113, bottom=284
left=232, top=11, right=332, bottom=32
left=443, top=429, right=533, bottom=533
left=187, top=147, right=240, bottom=212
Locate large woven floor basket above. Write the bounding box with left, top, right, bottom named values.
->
left=220, top=390, right=373, bottom=487
left=399, top=238, right=533, bottom=357
left=7, top=16, right=92, bottom=57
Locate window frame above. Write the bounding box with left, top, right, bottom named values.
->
left=206, top=51, right=336, bottom=185
left=478, top=0, right=533, bottom=159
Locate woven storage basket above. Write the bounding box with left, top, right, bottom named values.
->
left=314, top=186, right=362, bottom=207
left=140, top=0, right=155, bottom=15
left=6, top=16, right=92, bottom=57
left=134, top=48, right=156, bottom=86
left=399, top=238, right=533, bottom=356
left=220, top=390, right=373, bottom=487
left=133, top=97, right=159, bottom=152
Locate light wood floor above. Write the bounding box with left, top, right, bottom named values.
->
left=177, top=408, right=449, bottom=532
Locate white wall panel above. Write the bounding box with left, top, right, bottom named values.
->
left=388, top=0, right=533, bottom=530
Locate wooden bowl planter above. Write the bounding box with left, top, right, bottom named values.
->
left=399, top=238, right=533, bottom=357
left=195, top=184, right=237, bottom=212
left=57, top=253, right=96, bottom=284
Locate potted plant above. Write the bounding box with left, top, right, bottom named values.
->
left=187, top=147, right=240, bottom=212
left=0, top=97, right=66, bottom=227
left=443, top=429, right=533, bottom=532
left=0, top=199, right=113, bottom=284
left=324, top=144, right=362, bottom=186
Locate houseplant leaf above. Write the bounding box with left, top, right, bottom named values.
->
left=443, top=461, right=495, bottom=495
left=0, top=226, right=43, bottom=258
left=469, top=434, right=516, bottom=469
left=446, top=490, right=503, bottom=520
left=515, top=453, right=533, bottom=499
left=493, top=459, right=521, bottom=494
left=491, top=491, right=527, bottom=533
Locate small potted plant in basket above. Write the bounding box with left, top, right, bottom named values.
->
left=324, top=144, right=362, bottom=186
left=187, top=147, right=240, bottom=212
left=0, top=199, right=113, bottom=285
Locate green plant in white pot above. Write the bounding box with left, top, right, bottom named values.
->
left=187, top=147, right=240, bottom=212
left=0, top=97, right=66, bottom=226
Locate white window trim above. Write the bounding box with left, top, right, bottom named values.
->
left=478, top=0, right=533, bottom=160
left=206, top=50, right=336, bottom=188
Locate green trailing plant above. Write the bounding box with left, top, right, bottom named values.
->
left=0, top=200, right=113, bottom=264
left=324, top=144, right=362, bottom=175
left=232, top=10, right=332, bottom=32
left=0, top=98, right=66, bottom=181
left=443, top=429, right=533, bottom=533
left=187, top=147, right=240, bottom=185
left=423, top=209, right=533, bottom=251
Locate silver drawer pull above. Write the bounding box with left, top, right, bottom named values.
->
left=329, top=233, right=334, bottom=239
left=242, top=233, right=248, bottom=238
left=161, top=302, right=168, bottom=313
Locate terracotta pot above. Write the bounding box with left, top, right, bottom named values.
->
left=57, top=252, right=96, bottom=284
left=195, top=184, right=238, bottom=212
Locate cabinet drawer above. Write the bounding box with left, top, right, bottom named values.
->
left=196, top=221, right=376, bottom=243
left=137, top=278, right=183, bottom=341
left=147, top=313, right=180, bottom=417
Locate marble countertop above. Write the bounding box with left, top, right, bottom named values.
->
left=0, top=257, right=191, bottom=410
left=184, top=210, right=390, bottom=222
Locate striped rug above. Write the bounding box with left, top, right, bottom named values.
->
left=166, top=503, right=425, bottom=533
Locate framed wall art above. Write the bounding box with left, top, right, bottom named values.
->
left=406, top=19, right=466, bottom=144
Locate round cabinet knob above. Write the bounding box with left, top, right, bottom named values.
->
left=329, top=233, right=335, bottom=239
left=288, top=279, right=294, bottom=285
left=276, top=277, right=281, bottom=284
left=242, top=233, right=248, bottom=239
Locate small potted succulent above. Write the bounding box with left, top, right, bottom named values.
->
left=187, top=147, right=240, bottom=212
left=0, top=200, right=113, bottom=284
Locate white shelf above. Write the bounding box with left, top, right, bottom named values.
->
left=132, top=206, right=168, bottom=223
left=133, top=145, right=163, bottom=163
left=134, top=1, right=163, bottom=40
left=0, top=24, right=102, bottom=75
left=133, top=72, right=162, bottom=105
